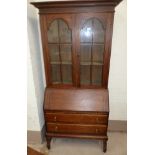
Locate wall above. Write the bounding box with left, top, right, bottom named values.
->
left=109, top=0, right=127, bottom=121
left=27, top=0, right=127, bottom=132
left=27, top=0, right=45, bottom=131
left=27, top=38, right=41, bottom=131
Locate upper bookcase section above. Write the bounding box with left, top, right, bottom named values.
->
left=31, top=0, right=123, bottom=14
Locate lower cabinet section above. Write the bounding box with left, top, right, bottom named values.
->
left=42, top=89, right=109, bottom=152
left=46, top=123, right=107, bottom=135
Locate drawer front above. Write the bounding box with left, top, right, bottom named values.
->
left=46, top=123, right=107, bottom=135
left=45, top=113, right=108, bottom=124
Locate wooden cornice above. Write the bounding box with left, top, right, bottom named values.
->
left=31, top=0, right=123, bottom=9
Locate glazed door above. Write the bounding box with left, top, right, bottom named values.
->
left=43, top=14, right=76, bottom=87
left=40, top=13, right=112, bottom=88
left=76, top=13, right=109, bottom=88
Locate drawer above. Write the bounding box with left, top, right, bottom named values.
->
left=46, top=123, right=107, bottom=135
left=45, top=113, right=108, bottom=124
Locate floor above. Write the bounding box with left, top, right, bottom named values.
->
left=28, top=132, right=127, bottom=155
left=28, top=146, right=44, bottom=155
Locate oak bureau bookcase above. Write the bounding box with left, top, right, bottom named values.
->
left=31, top=0, right=122, bottom=152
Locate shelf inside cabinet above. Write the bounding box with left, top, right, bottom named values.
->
left=80, top=62, right=103, bottom=66
left=80, top=62, right=91, bottom=65
left=50, top=62, right=72, bottom=65
left=92, top=62, right=103, bottom=65
left=48, top=43, right=72, bottom=45
left=80, top=43, right=104, bottom=45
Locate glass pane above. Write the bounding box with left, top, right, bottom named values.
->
left=92, top=65, right=102, bottom=85
left=59, top=20, right=71, bottom=43
left=92, top=45, right=104, bottom=64
left=48, top=44, right=60, bottom=62
left=48, top=20, right=59, bottom=43
left=60, top=45, right=72, bottom=63
left=62, top=65, right=72, bottom=84
left=80, top=65, right=90, bottom=85
left=80, top=44, right=91, bottom=63
left=80, top=20, right=92, bottom=43
left=51, top=64, right=61, bottom=84
left=48, top=19, right=73, bottom=85
left=93, top=18, right=104, bottom=43
left=80, top=18, right=105, bottom=86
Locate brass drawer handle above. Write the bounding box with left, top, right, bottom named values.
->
left=96, top=129, right=98, bottom=133
left=54, top=116, right=57, bottom=121
left=55, top=126, right=58, bottom=131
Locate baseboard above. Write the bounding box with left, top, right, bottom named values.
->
left=27, top=125, right=45, bottom=144
left=108, top=120, right=127, bottom=132
left=27, top=120, right=127, bottom=144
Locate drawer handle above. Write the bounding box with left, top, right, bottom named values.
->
left=54, top=116, right=57, bottom=121
left=96, top=129, right=98, bottom=133
left=55, top=126, right=58, bottom=131
left=96, top=118, right=99, bottom=122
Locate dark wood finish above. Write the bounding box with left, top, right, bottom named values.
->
left=102, top=13, right=115, bottom=88
left=46, top=132, right=108, bottom=140
left=46, top=136, right=51, bottom=149
left=27, top=147, right=44, bottom=155
left=40, top=12, right=113, bottom=88
left=40, top=14, right=76, bottom=86
left=40, top=15, right=51, bottom=86
left=31, top=0, right=122, bottom=152
left=103, top=140, right=107, bottom=152
left=45, top=112, right=108, bottom=124
left=31, top=1, right=122, bottom=89
left=76, top=13, right=108, bottom=87
left=31, top=0, right=122, bottom=11
left=44, top=88, right=109, bottom=112
left=46, top=123, right=107, bottom=135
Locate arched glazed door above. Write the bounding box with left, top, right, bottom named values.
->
left=79, top=17, right=106, bottom=87
left=47, top=18, right=73, bottom=85
left=41, top=13, right=109, bottom=88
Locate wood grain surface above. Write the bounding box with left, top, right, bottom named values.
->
left=46, top=123, right=107, bottom=135
left=45, top=112, right=108, bottom=124
left=30, top=0, right=122, bottom=152
left=44, top=88, right=109, bottom=112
